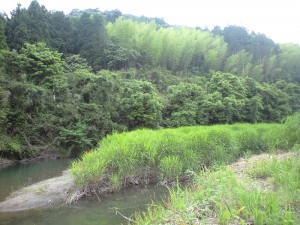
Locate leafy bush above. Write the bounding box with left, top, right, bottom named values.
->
left=0, top=135, right=22, bottom=159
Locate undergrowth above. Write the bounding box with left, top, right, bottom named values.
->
left=247, top=153, right=300, bottom=212
left=134, top=153, right=300, bottom=224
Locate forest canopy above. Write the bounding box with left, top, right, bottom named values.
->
left=0, top=0, right=299, bottom=159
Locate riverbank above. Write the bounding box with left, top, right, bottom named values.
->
left=71, top=123, right=281, bottom=196
left=0, top=154, right=66, bottom=166
left=134, top=151, right=300, bottom=224
left=1, top=150, right=298, bottom=219
left=0, top=170, right=75, bottom=212
left=0, top=157, right=14, bottom=165
left=0, top=158, right=14, bottom=170
left=1, top=114, right=298, bottom=213
left=0, top=168, right=164, bottom=212
left=71, top=113, right=300, bottom=200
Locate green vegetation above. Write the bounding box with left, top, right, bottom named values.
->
left=71, top=123, right=279, bottom=187
left=134, top=154, right=300, bottom=224
left=70, top=113, right=300, bottom=222
left=131, top=114, right=300, bottom=224
left=1, top=1, right=300, bottom=160
left=247, top=156, right=300, bottom=202
left=1, top=2, right=299, bottom=221
left=280, top=112, right=300, bottom=149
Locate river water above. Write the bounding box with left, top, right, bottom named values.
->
left=0, top=159, right=168, bottom=225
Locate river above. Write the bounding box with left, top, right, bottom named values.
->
left=0, top=159, right=168, bottom=225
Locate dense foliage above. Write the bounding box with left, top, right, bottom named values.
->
left=0, top=1, right=300, bottom=159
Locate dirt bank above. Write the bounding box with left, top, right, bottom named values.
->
left=0, top=158, right=14, bottom=168
left=0, top=170, right=75, bottom=212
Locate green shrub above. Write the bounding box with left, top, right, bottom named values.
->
left=0, top=134, right=22, bottom=159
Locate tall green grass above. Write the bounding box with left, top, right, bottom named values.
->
left=247, top=154, right=300, bottom=211
left=279, top=112, right=300, bottom=150
left=71, top=123, right=281, bottom=188
left=134, top=153, right=300, bottom=224
left=132, top=111, right=300, bottom=225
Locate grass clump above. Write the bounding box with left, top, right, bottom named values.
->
left=71, top=122, right=281, bottom=192
left=280, top=112, right=300, bottom=149
left=71, top=111, right=300, bottom=193
left=110, top=173, right=122, bottom=190
left=247, top=153, right=300, bottom=210
left=134, top=153, right=300, bottom=224
left=159, top=156, right=183, bottom=180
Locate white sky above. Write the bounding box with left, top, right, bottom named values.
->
left=1, top=0, right=300, bottom=45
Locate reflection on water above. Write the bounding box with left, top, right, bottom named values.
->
left=0, top=159, right=169, bottom=225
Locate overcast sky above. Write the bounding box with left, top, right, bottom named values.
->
left=2, top=0, right=300, bottom=45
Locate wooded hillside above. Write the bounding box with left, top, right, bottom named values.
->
left=0, top=1, right=299, bottom=159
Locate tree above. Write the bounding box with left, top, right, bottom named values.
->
left=18, top=42, right=64, bottom=88
left=48, top=11, right=75, bottom=54
left=5, top=1, right=51, bottom=50
left=118, top=80, right=162, bottom=129
left=243, top=77, right=263, bottom=123
left=135, top=21, right=162, bottom=67
left=274, top=80, right=300, bottom=113
left=5, top=4, right=30, bottom=50
left=203, top=72, right=247, bottom=123
left=102, top=37, right=129, bottom=70
left=194, top=31, right=227, bottom=72
left=0, top=61, right=10, bottom=129
left=158, top=27, right=183, bottom=71
left=279, top=44, right=300, bottom=83
left=104, top=9, right=122, bottom=23
left=26, top=1, right=50, bottom=43
left=260, top=83, right=292, bottom=122
left=224, top=49, right=253, bottom=77
left=222, top=25, right=252, bottom=55
left=250, top=32, right=276, bottom=64
left=263, top=54, right=285, bottom=82
left=107, top=18, right=141, bottom=69
left=163, top=82, right=204, bottom=127
left=63, top=54, right=92, bottom=73
left=76, top=13, right=107, bottom=71
left=200, top=91, right=228, bottom=124
left=0, top=15, right=8, bottom=50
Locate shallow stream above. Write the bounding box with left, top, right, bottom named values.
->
left=0, top=159, right=168, bottom=225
